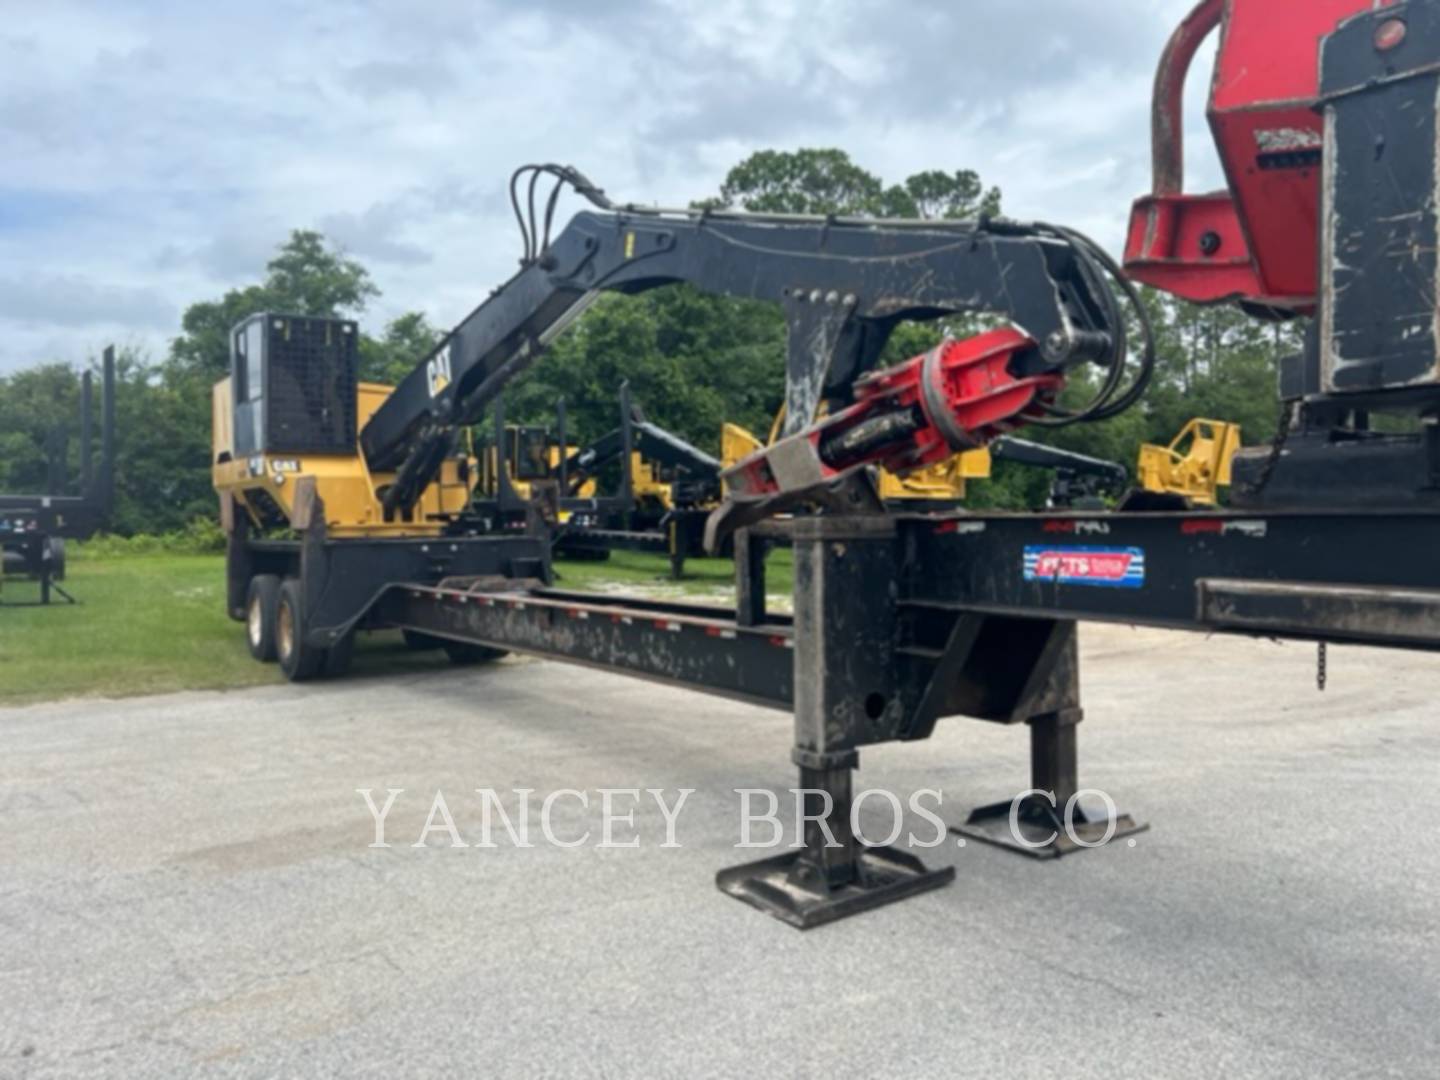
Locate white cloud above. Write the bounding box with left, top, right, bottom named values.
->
left=0, top=272, right=173, bottom=329
left=0, top=0, right=1215, bottom=374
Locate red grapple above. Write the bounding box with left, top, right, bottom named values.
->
left=857, top=327, right=1061, bottom=464
left=724, top=327, right=1059, bottom=500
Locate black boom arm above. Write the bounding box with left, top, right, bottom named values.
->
left=561, top=397, right=721, bottom=498
left=990, top=436, right=1127, bottom=486
left=361, top=203, right=1130, bottom=515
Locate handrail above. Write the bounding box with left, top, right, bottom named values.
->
left=1151, top=0, right=1225, bottom=195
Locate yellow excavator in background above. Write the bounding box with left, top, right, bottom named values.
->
left=476, top=421, right=596, bottom=512
left=1136, top=419, right=1242, bottom=507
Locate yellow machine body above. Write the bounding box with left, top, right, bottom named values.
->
left=720, top=423, right=768, bottom=491
left=477, top=427, right=597, bottom=505
left=1137, top=419, right=1242, bottom=506
left=629, top=453, right=679, bottom=510
left=212, top=378, right=474, bottom=538
left=876, top=450, right=992, bottom=501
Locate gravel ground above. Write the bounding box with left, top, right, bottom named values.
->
left=1, top=624, right=1437, bottom=1078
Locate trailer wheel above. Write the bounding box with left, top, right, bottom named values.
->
left=46, top=537, right=67, bottom=582
left=442, top=641, right=508, bottom=665
left=245, top=574, right=281, bottom=662
left=275, top=578, right=326, bottom=681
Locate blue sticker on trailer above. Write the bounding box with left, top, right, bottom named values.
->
left=1023, top=545, right=1145, bottom=589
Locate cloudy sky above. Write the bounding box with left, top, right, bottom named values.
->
left=0, top=0, right=1222, bottom=375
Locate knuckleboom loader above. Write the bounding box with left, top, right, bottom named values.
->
left=217, top=1, right=1440, bottom=929
left=214, top=170, right=1140, bottom=681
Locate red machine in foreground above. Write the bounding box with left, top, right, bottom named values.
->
left=1123, top=0, right=1385, bottom=311
left=1127, top=0, right=1440, bottom=504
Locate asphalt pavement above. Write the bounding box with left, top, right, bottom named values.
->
left=1, top=624, right=1436, bottom=1078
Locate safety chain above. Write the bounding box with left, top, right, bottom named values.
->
left=1238, top=400, right=1296, bottom=498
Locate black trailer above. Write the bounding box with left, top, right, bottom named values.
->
left=0, top=347, right=116, bottom=606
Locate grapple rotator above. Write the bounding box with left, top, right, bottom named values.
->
left=709, top=325, right=1072, bottom=546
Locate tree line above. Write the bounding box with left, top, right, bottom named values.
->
left=0, top=148, right=1300, bottom=533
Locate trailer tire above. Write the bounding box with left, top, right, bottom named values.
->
left=46, top=537, right=67, bottom=582
left=276, top=578, right=326, bottom=681
left=442, top=641, right=508, bottom=665
left=245, top=574, right=281, bottom=662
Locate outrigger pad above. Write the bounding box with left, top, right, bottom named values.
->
left=716, top=846, right=954, bottom=930
left=952, top=793, right=1148, bottom=860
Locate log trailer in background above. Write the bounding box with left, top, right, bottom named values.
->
left=1, top=347, right=116, bottom=606
left=216, top=0, right=1440, bottom=928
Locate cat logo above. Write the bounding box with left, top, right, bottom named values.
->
left=427, top=346, right=453, bottom=398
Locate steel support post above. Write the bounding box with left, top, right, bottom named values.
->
left=666, top=514, right=687, bottom=582
left=952, top=621, right=1147, bottom=857
left=717, top=516, right=954, bottom=928
left=733, top=527, right=768, bottom=628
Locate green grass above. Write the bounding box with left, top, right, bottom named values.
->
left=0, top=547, right=792, bottom=706
left=0, top=554, right=275, bottom=705
left=551, top=547, right=793, bottom=597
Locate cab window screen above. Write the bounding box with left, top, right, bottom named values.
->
left=262, top=318, right=358, bottom=454
left=245, top=322, right=264, bottom=403
left=515, top=428, right=550, bottom=480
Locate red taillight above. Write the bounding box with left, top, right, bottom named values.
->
left=1375, top=18, right=1407, bottom=52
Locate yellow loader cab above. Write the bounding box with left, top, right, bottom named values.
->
left=212, top=314, right=474, bottom=538
left=477, top=424, right=597, bottom=508
left=212, top=313, right=548, bottom=682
